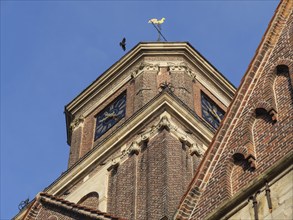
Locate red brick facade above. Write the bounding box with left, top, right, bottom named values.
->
left=176, top=1, right=293, bottom=219
left=107, top=129, right=200, bottom=219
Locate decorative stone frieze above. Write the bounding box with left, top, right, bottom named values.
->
left=167, top=61, right=196, bottom=80
left=144, top=56, right=185, bottom=62
left=140, top=62, right=159, bottom=72
left=120, top=112, right=206, bottom=158
left=129, top=61, right=159, bottom=79
left=158, top=116, right=171, bottom=130
left=167, top=62, right=186, bottom=72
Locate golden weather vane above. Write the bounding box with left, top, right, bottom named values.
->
left=148, top=17, right=167, bottom=42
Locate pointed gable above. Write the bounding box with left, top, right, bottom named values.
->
left=21, top=192, right=124, bottom=220
left=175, top=0, right=293, bottom=219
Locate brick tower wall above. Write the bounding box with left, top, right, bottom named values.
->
left=108, top=129, right=200, bottom=220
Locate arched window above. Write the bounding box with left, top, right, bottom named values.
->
left=77, top=191, right=99, bottom=210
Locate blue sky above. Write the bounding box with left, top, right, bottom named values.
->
left=1, top=1, right=278, bottom=219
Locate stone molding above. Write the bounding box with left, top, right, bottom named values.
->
left=115, top=112, right=206, bottom=161
left=130, top=61, right=160, bottom=79
left=167, top=61, right=196, bottom=80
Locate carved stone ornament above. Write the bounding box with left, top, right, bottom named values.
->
left=129, top=62, right=142, bottom=79
left=107, top=158, right=120, bottom=171
left=179, top=135, right=187, bottom=143
left=129, top=141, right=140, bottom=155
left=158, top=116, right=171, bottom=130
left=70, top=115, right=85, bottom=131
left=141, top=132, right=151, bottom=142
left=189, top=143, right=201, bottom=156
left=139, top=62, right=159, bottom=72
left=130, top=62, right=159, bottom=79
left=138, top=113, right=205, bottom=157
left=167, top=61, right=196, bottom=80
left=185, top=68, right=196, bottom=81
left=167, top=62, right=186, bottom=72
left=130, top=68, right=139, bottom=79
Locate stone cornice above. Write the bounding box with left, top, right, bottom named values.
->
left=66, top=43, right=235, bottom=115
left=64, top=42, right=236, bottom=144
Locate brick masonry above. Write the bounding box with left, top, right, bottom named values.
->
left=107, top=129, right=200, bottom=220
left=176, top=1, right=293, bottom=219
left=77, top=192, right=99, bottom=210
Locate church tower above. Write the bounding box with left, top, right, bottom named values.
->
left=14, top=2, right=292, bottom=219
left=62, top=42, right=235, bottom=219
left=15, top=42, right=235, bottom=220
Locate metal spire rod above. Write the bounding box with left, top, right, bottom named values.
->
left=150, top=22, right=167, bottom=42
left=148, top=18, right=167, bottom=42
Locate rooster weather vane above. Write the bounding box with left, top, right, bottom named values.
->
left=148, top=17, right=167, bottom=42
